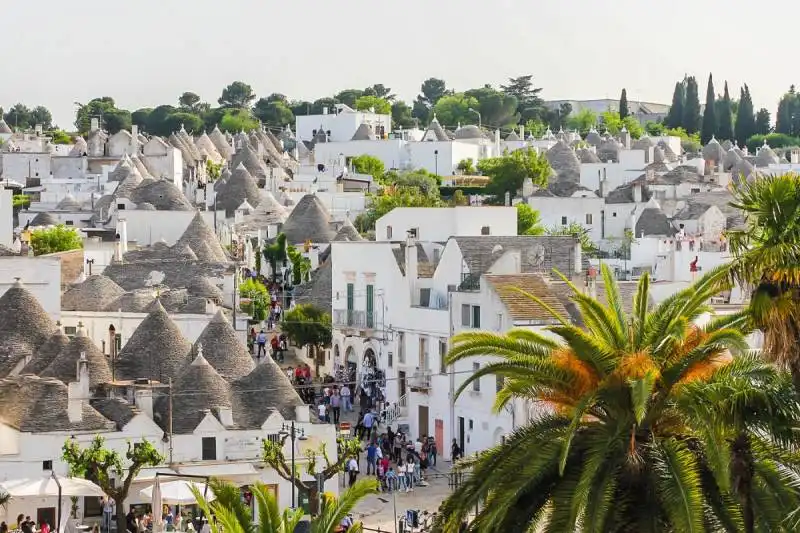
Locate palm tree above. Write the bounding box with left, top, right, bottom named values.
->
left=435, top=265, right=800, bottom=532
left=192, top=478, right=377, bottom=533
left=727, top=173, right=800, bottom=394
left=0, top=490, right=10, bottom=510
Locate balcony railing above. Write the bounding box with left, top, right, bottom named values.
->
left=333, top=309, right=380, bottom=330
left=409, top=369, right=432, bottom=391
left=458, top=273, right=481, bottom=292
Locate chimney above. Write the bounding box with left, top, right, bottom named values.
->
left=792, top=149, right=800, bottom=164
left=599, top=178, right=607, bottom=198
left=519, top=124, right=525, bottom=140
left=504, top=191, right=511, bottom=206
left=633, top=182, right=643, bottom=203
left=117, top=218, right=128, bottom=254
left=218, top=407, right=234, bottom=427
left=573, top=239, right=582, bottom=275
left=405, top=232, right=419, bottom=299
left=131, top=124, right=139, bottom=139
left=522, top=178, right=534, bottom=199
left=67, top=351, right=90, bottom=423
left=90, top=118, right=99, bottom=133
left=134, top=388, right=154, bottom=419
left=35, top=124, right=43, bottom=136
left=322, top=107, right=329, bottom=115
left=620, top=127, right=631, bottom=149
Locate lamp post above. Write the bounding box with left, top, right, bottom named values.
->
left=468, top=108, right=481, bottom=128
left=85, top=258, right=94, bottom=276
left=280, top=421, right=307, bottom=509
left=433, top=149, right=439, bottom=179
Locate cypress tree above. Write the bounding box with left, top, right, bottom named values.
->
left=682, top=76, right=701, bottom=134
left=717, top=82, right=734, bottom=142
left=619, top=89, right=629, bottom=119
left=701, top=74, right=717, bottom=144
left=735, top=84, right=756, bottom=146
left=665, top=82, right=685, bottom=129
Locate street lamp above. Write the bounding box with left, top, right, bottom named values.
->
left=468, top=108, right=481, bottom=128
left=279, top=421, right=307, bottom=509
left=433, top=149, right=439, bottom=179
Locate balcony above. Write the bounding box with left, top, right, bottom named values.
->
left=409, top=369, right=432, bottom=392
left=458, top=273, right=481, bottom=292
left=333, top=309, right=381, bottom=331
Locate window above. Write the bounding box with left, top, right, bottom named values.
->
left=408, top=227, right=419, bottom=238
left=266, top=434, right=281, bottom=445
left=433, top=248, right=440, bottom=263
left=561, top=216, right=568, bottom=225
left=439, top=340, right=448, bottom=374
left=585, top=213, right=593, bottom=225
left=83, top=495, right=102, bottom=518
left=472, top=305, right=481, bottom=328
left=202, top=437, right=216, bottom=460
left=496, top=312, right=503, bottom=331
left=461, top=304, right=481, bottom=327
left=419, top=337, right=429, bottom=370
left=117, top=203, right=125, bottom=210
left=366, top=284, right=374, bottom=328
left=691, top=188, right=701, bottom=194
left=612, top=212, right=617, bottom=217
left=42, top=460, right=53, bottom=471
left=115, top=333, right=122, bottom=352
left=388, top=351, right=393, bottom=368
left=496, top=375, right=505, bottom=393
left=386, top=225, right=393, bottom=240
left=481, top=226, right=490, bottom=235
left=65, top=220, right=74, bottom=226
left=472, top=363, right=481, bottom=391
left=419, top=288, right=431, bottom=307
left=398, top=332, right=405, bottom=364
left=346, top=283, right=354, bottom=326
left=64, top=326, right=77, bottom=337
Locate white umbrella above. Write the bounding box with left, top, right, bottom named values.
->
left=139, top=481, right=215, bottom=505
left=151, top=477, right=164, bottom=533
left=0, top=476, right=105, bottom=497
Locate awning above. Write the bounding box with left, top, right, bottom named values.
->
left=133, top=468, right=178, bottom=483
left=177, top=463, right=258, bottom=481
left=140, top=481, right=216, bottom=505
left=22, top=186, right=44, bottom=192
left=0, top=476, right=105, bottom=497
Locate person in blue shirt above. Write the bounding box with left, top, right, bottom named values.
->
left=362, top=410, right=375, bottom=441
left=366, top=441, right=378, bottom=475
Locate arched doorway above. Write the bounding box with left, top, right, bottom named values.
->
left=344, top=346, right=358, bottom=388
left=358, top=347, right=385, bottom=410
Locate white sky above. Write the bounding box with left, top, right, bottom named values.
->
left=2, top=0, right=796, bottom=128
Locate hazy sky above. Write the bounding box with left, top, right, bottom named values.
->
left=3, top=0, right=798, bottom=128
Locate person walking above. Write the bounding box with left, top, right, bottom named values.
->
left=366, top=441, right=378, bottom=475
left=101, top=496, right=115, bottom=533
left=362, top=409, right=375, bottom=442
left=256, top=330, right=267, bottom=359
left=428, top=436, right=437, bottom=467
left=347, top=456, right=359, bottom=487
left=330, top=388, right=341, bottom=424
left=404, top=456, right=415, bottom=492
left=341, top=383, right=352, bottom=412
left=451, top=439, right=462, bottom=462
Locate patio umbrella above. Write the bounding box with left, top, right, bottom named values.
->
left=151, top=477, right=163, bottom=533
left=139, top=481, right=215, bottom=505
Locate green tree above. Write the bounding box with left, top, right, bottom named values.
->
left=63, top=436, right=163, bottom=533
left=618, top=88, right=629, bottom=119
left=74, top=97, right=117, bottom=133
left=735, top=84, right=757, bottom=147
left=546, top=222, right=596, bottom=254
left=29, top=224, right=83, bottom=256
left=478, top=148, right=551, bottom=201
left=456, top=158, right=475, bottom=174
left=239, top=278, right=269, bottom=321
left=310, top=98, right=338, bottom=115
left=253, top=98, right=294, bottom=128
left=262, top=233, right=287, bottom=282
left=728, top=173, right=800, bottom=395
left=433, top=93, right=480, bottom=128
left=131, top=108, right=153, bottom=131
left=464, top=86, right=519, bottom=128
left=775, top=86, right=799, bottom=136
left=524, top=119, right=548, bottom=138
left=350, top=154, right=385, bottom=182
left=450, top=189, right=469, bottom=206
left=103, top=109, right=132, bottom=135
left=516, top=203, right=544, bottom=235
left=218, top=81, right=256, bottom=109
left=682, top=75, right=701, bottom=134
left=206, top=160, right=222, bottom=181
left=193, top=478, right=376, bottom=533
left=49, top=130, right=72, bottom=144
left=419, top=77, right=448, bottom=107
left=600, top=110, right=643, bottom=138
left=354, top=187, right=443, bottom=232
left=354, top=95, right=391, bottom=115
left=390, top=101, right=414, bottom=129
left=286, top=244, right=311, bottom=285
left=278, top=304, right=328, bottom=372
left=289, top=100, right=313, bottom=117
left=665, top=80, right=685, bottom=130
left=164, top=112, right=203, bottom=134
left=755, top=107, right=772, bottom=135
left=390, top=169, right=440, bottom=194
left=178, top=91, right=202, bottom=111
left=501, top=75, right=545, bottom=123
left=364, top=83, right=395, bottom=101
left=219, top=109, right=259, bottom=133
left=545, top=102, right=572, bottom=131
left=566, top=108, right=597, bottom=134
left=334, top=89, right=364, bottom=108
left=436, top=265, right=800, bottom=532
left=3, top=103, right=31, bottom=130
left=143, top=105, right=177, bottom=136
left=30, top=106, right=53, bottom=130
left=644, top=121, right=665, bottom=136
left=701, top=73, right=717, bottom=144
left=717, top=81, right=734, bottom=141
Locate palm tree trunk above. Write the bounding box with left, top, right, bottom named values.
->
left=731, top=432, right=755, bottom=533
left=789, top=357, right=800, bottom=399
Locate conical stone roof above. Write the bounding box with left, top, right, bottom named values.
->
left=214, top=168, right=231, bottom=191
left=333, top=218, right=364, bottom=242
left=0, top=280, right=56, bottom=376
left=193, top=310, right=255, bottom=380
left=217, top=163, right=260, bottom=215
left=233, top=359, right=305, bottom=425
left=702, top=137, right=726, bottom=164
left=635, top=201, right=675, bottom=237
left=115, top=301, right=192, bottom=382
left=176, top=211, right=228, bottom=263
left=208, top=126, right=234, bottom=160
left=41, top=327, right=112, bottom=387
left=597, top=139, right=622, bottom=163
left=280, top=194, right=335, bottom=243
left=130, top=154, right=152, bottom=179
left=723, top=149, right=742, bottom=171
left=546, top=140, right=581, bottom=182
left=131, top=180, right=193, bottom=211
left=62, top=275, right=126, bottom=312
left=231, top=143, right=267, bottom=180
left=577, top=148, right=600, bottom=163
left=351, top=123, right=376, bottom=141
left=56, top=194, right=82, bottom=211
left=0, top=119, right=12, bottom=134
left=755, top=143, right=779, bottom=167
left=29, top=212, right=59, bottom=227
left=194, top=133, right=223, bottom=162
left=20, top=328, right=70, bottom=375
left=423, top=117, right=449, bottom=141
left=505, top=130, right=520, bottom=141
left=585, top=130, right=602, bottom=146
left=155, top=351, right=232, bottom=433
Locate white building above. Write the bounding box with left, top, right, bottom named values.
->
left=375, top=206, right=517, bottom=242
left=295, top=104, right=391, bottom=143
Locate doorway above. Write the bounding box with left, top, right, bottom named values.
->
left=399, top=370, right=407, bottom=398
left=418, top=405, right=429, bottom=438
left=458, top=416, right=465, bottom=454
left=435, top=419, right=444, bottom=454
